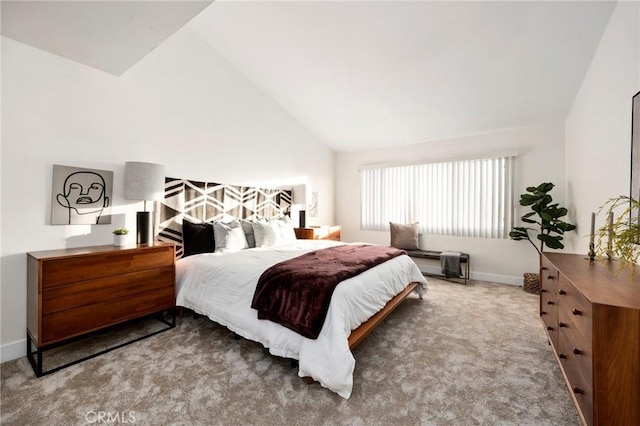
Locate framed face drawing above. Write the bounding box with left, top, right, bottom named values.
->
left=51, top=164, right=113, bottom=225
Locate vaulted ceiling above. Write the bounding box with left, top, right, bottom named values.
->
left=1, top=1, right=617, bottom=152
left=1, top=1, right=213, bottom=76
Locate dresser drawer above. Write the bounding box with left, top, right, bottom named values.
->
left=540, top=259, right=560, bottom=347
left=540, top=291, right=559, bottom=346
left=559, top=315, right=593, bottom=383
left=560, top=347, right=594, bottom=426
left=559, top=323, right=593, bottom=367
left=41, top=247, right=174, bottom=288
left=559, top=330, right=594, bottom=426
left=41, top=286, right=175, bottom=344
left=559, top=281, right=592, bottom=347
left=42, top=267, right=175, bottom=315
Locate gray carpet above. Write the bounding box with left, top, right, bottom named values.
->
left=1, top=278, right=580, bottom=425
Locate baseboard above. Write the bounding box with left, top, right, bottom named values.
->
left=0, top=338, right=26, bottom=364
left=418, top=265, right=522, bottom=286
left=470, top=271, right=522, bottom=286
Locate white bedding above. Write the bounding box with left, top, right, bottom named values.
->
left=175, top=240, right=427, bottom=398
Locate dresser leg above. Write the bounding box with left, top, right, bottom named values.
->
left=26, top=335, right=43, bottom=378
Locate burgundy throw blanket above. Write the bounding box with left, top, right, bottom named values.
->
left=251, top=244, right=406, bottom=339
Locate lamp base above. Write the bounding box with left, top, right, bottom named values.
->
left=136, top=211, right=152, bottom=245
left=299, top=210, right=306, bottom=228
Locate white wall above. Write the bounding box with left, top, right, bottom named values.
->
left=565, top=0, right=640, bottom=254
left=0, top=28, right=335, bottom=361
left=336, top=125, right=567, bottom=284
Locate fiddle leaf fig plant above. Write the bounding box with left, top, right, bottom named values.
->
left=509, top=182, right=576, bottom=255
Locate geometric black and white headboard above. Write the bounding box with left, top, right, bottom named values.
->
left=155, top=177, right=292, bottom=257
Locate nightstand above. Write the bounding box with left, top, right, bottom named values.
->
left=26, top=242, right=176, bottom=376
left=294, top=226, right=341, bottom=241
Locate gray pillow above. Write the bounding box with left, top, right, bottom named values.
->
left=252, top=219, right=276, bottom=247
left=240, top=219, right=256, bottom=248
left=389, top=222, right=419, bottom=250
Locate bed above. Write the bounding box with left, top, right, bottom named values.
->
left=156, top=177, right=428, bottom=398
left=176, top=239, right=427, bottom=399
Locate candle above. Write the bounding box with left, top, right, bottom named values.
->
left=590, top=212, right=595, bottom=245
left=607, top=211, right=614, bottom=255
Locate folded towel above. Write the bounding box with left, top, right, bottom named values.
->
left=441, top=251, right=462, bottom=278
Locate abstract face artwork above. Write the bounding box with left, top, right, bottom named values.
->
left=51, top=165, right=113, bottom=225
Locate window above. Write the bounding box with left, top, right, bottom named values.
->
left=360, top=155, right=516, bottom=238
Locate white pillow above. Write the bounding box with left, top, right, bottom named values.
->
left=272, top=216, right=296, bottom=244
left=213, top=220, right=249, bottom=253
left=253, top=217, right=296, bottom=247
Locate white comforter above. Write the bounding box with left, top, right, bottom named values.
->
left=175, top=240, right=427, bottom=398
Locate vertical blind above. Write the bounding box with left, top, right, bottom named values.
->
left=360, top=155, right=516, bottom=238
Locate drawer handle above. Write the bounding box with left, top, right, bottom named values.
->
left=559, top=290, right=566, bottom=295
left=559, top=322, right=567, bottom=328
left=540, top=289, right=547, bottom=293
left=572, top=308, right=582, bottom=316
left=547, top=275, right=554, bottom=280
left=541, top=266, right=547, bottom=271
left=540, top=311, right=547, bottom=315
left=547, top=326, right=554, bottom=331
left=573, top=348, right=583, bottom=355
left=559, top=353, right=566, bottom=359
left=572, top=387, right=584, bottom=395
left=547, top=300, right=554, bottom=305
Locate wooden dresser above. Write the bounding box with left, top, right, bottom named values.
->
left=540, top=253, right=640, bottom=426
left=294, top=226, right=341, bottom=241
left=27, top=242, right=175, bottom=376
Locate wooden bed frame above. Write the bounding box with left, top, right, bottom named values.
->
left=348, top=281, right=420, bottom=349
left=180, top=281, right=420, bottom=348
left=301, top=281, right=420, bottom=384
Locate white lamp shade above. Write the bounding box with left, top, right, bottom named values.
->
left=293, top=184, right=309, bottom=205
left=124, top=161, right=165, bottom=201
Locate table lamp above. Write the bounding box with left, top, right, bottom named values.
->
left=124, top=161, right=165, bottom=244
left=293, top=184, right=308, bottom=228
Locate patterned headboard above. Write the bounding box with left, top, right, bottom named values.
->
left=156, top=177, right=292, bottom=258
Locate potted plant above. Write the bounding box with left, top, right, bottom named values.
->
left=594, top=195, right=640, bottom=274
left=113, top=228, right=129, bottom=246
left=509, top=182, right=576, bottom=293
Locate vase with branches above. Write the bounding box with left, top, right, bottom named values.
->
left=595, top=195, right=640, bottom=274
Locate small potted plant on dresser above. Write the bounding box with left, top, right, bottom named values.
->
left=509, top=182, right=576, bottom=294
left=113, top=228, right=129, bottom=246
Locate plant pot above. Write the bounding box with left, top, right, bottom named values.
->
left=523, top=272, right=541, bottom=295
left=113, top=234, right=127, bottom=247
